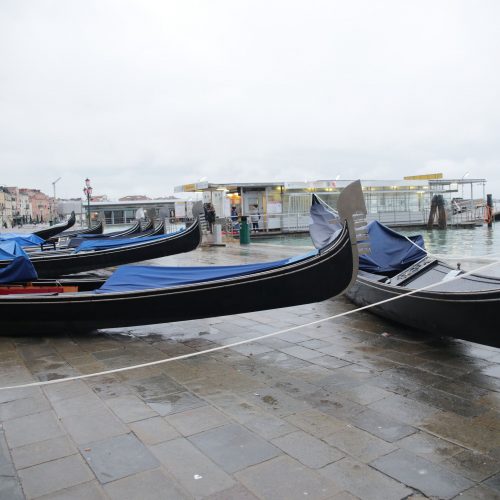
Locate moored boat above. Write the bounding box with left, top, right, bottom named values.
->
left=32, top=212, right=76, bottom=239
left=310, top=194, right=500, bottom=347
left=0, top=220, right=201, bottom=278
left=0, top=180, right=367, bottom=333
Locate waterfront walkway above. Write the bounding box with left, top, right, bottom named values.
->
left=1, top=243, right=499, bottom=499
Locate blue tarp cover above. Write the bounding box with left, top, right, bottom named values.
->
left=0, top=233, right=44, bottom=246
left=97, top=250, right=318, bottom=294
left=74, top=230, right=183, bottom=253
left=359, top=221, right=426, bottom=274
left=0, top=240, right=29, bottom=260
left=309, top=195, right=343, bottom=250
left=0, top=256, right=38, bottom=283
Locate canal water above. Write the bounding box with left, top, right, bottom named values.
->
left=256, top=224, right=500, bottom=276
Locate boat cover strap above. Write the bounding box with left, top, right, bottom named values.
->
left=0, top=256, right=38, bottom=283
left=96, top=250, right=318, bottom=293
left=359, top=221, right=426, bottom=273
left=0, top=233, right=45, bottom=246
left=74, top=229, right=184, bottom=252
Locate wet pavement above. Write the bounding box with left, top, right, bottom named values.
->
left=1, top=242, right=500, bottom=499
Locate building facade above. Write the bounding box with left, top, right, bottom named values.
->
left=175, top=176, right=488, bottom=231
left=85, top=197, right=180, bottom=226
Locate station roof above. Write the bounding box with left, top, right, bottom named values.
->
left=175, top=177, right=487, bottom=193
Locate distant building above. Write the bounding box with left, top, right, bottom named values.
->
left=119, top=195, right=151, bottom=201
left=86, top=198, right=182, bottom=225
left=57, top=199, right=86, bottom=225
left=0, top=186, right=14, bottom=228
left=20, top=188, right=52, bottom=224
left=175, top=175, right=488, bottom=231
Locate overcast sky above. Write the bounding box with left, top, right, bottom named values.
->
left=1, top=0, right=499, bottom=200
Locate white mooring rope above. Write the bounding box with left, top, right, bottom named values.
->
left=1, top=257, right=499, bottom=391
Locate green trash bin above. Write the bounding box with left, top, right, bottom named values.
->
left=239, top=216, right=250, bottom=244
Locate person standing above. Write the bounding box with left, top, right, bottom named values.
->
left=204, top=202, right=216, bottom=233
left=250, top=204, right=260, bottom=232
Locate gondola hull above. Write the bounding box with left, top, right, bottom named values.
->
left=33, top=212, right=76, bottom=239
left=0, top=223, right=356, bottom=333
left=58, top=221, right=104, bottom=238
left=347, top=265, right=500, bottom=347
left=0, top=220, right=201, bottom=278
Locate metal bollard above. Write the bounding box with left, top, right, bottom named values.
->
left=239, top=216, right=250, bottom=244
left=214, top=224, right=222, bottom=245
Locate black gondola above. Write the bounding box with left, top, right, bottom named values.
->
left=0, top=220, right=201, bottom=279
left=58, top=220, right=104, bottom=238
left=64, top=221, right=165, bottom=249
left=32, top=212, right=76, bottom=239
left=347, top=256, right=500, bottom=347
left=310, top=194, right=500, bottom=347
left=0, top=181, right=367, bottom=333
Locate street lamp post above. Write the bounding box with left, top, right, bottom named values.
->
left=83, top=178, right=93, bottom=228
left=52, top=177, right=61, bottom=223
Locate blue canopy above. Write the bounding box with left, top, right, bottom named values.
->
left=0, top=233, right=44, bottom=246
left=0, top=256, right=38, bottom=283
left=96, top=249, right=318, bottom=294
left=359, top=221, right=426, bottom=274
left=0, top=240, right=29, bottom=260
left=74, top=230, right=183, bottom=253
left=309, top=195, right=343, bottom=249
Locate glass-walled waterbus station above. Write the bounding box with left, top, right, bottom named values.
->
left=175, top=175, right=488, bottom=233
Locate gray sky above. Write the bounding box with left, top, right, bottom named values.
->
left=1, top=0, right=499, bottom=199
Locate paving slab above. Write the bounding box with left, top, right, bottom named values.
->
left=324, top=424, right=397, bottom=463
left=151, top=438, right=235, bottom=497
left=0, top=476, right=24, bottom=500
left=395, top=431, right=463, bottom=464
left=104, top=469, right=188, bottom=500
left=166, top=405, right=229, bottom=436
left=350, top=407, right=417, bottom=442
left=80, top=433, right=160, bottom=484
left=0, top=430, right=15, bottom=477
left=238, top=411, right=298, bottom=440
left=18, top=454, right=94, bottom=499
left=129, top=416, right=180, bottom=445
left=484, top=472, right=500, bottom=493
left=0, top=392, right=51, bottom=421
left=11, top=435, right=77, bottom=470
left=106, top=394, right=158, bottom=423
left=441, top=448, right=500, bottom=482
left=371, top=448, right=474, bottom=499
left=420, top=410, right=500, bottom=453
left=34, top=480, right=107, bottom=500
left=202, top=483, right=259, bottom=499
left=188, top=423, right=280, bottom=473
left=3, top=410, right=65, bottom=449
left=146, top=390, right=207, bottom=416
left=271, top=430, right=344, bottom=468
left=61, top=409, right=128, bottom=444
left=456, top=484, right=500, bottom=500
left=235, top=455, right=340, bottom=500
left=51, top=393, right=107, bottom=418
left=284, top=408, right=346, bottom=438
left=319, top=456, right=412, bottom=500
left=368, top=393, right=440, bottom=425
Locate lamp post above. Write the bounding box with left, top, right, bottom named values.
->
left=52, top=177, right=61, bottom=223
left=460, top=171, right=470, bottom=198
left=83, top=178, right=93, bottom=227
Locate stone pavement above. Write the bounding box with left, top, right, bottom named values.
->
left=1, top=242, right=500, bottom=500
